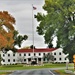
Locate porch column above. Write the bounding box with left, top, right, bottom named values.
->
left=26, top=58, right=28, bottom=64
left=41, top=58, right=43, bottom=64
left=37, top=58, right=38, bottom=64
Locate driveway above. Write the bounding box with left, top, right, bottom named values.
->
left=7, top=69, right=59, bottom=75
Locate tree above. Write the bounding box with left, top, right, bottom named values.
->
left=0, top=11, right=15, bottom=51
left=48, top=43, right=53, bottom=48
left=17, top=56, right=24, bottom=64
left=0, top=53, right=1, bottom=65
left=43, top=53, right=54, bottom=63
left=35, top=0, right=75, bottom=62
left=0, top=34, right=7, bottom=49
left=30, top=45, right=36, bottom=49
left=0, top=11, right=28, bottom=52
left=14, top=30, right=28, bottom=47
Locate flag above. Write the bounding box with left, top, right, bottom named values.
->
left=33, top=6, right=37, bottom=10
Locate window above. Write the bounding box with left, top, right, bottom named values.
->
left=54, top=58, right=56, bottom=60
left=24, top=53, right=26, bottom=56
left=59, top=58, right=61, bottom=60
left=19, top=54, right=21, bottom=56
left=59, top=52, right=61, bottom=55
left=13, top=59, right=15, bottom=62
left=54, top=52, right=56, bottom=55
left=43, top=58, right=45, bottom=61
left=24, top=59, right=26, bottom=61
left=13, top=54, right=15, bottom=56
left=28, top=53, right=30, bottom=56
left=65, top=58, right=66, bottom=60
left=8, top=54, right=10, bottom=57
left=43, top=53, right=45, bottom=56
left=28, top=58, right=31, bottom=61
left=8, top=59, right=10, bottom=62
left=34, top=53, right=36, bottom=56
left=38, top=58, right=41, bottom=61
left=39, top=53, right=41, bottom=56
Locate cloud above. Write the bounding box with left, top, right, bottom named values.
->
left=0, top=0, right=48, bottom=48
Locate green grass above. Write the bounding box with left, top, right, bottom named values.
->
left=0, top=63, right=74, bottom=75
left=54, top=69, right=72, bottom=75
left=44, top=63, right=66, bottom=68
left=0, top=63, right=73, bottom=70
left=0, top=63, right=63, bottom=70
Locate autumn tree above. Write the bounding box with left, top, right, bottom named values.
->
left=0, top=34, right=7, bottom=49
left=0, top=11, right=15, bottom=51
left=0, top=11, right=28, bottom=52
left=35, top=0, right=75, bottom=62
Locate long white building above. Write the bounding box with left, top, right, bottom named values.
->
left=1, top=48, right=69, bottom=65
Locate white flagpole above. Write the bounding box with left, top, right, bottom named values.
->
left=32, top=4, right=34, bottom=60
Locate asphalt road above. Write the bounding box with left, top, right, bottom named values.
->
left=8, top=69, right=60, bottom=75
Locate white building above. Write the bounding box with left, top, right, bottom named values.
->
left=1, top=50, right=17, bottom=65
left=1, top=48, right=69, bottom=65
left=52, top=48, right=69, bottom=63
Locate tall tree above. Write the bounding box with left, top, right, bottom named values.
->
left=0, top=11, right=15, bottom=51
left=0, top=34, right=7, bottom=49
left=35, top=0, right=75, bottom=62
left=0, top=11, right=28, bottom=52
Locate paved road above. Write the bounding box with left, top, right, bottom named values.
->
left=7, top=69, right=59, bottom=75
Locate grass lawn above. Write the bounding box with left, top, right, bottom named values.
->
left=0, top=63, right=74, bottom=75
left=0, top=63, right=72, bottom=70
left=54, top=69, right=72, bottom=75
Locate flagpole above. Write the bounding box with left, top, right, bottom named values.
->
left=32, top=4, right=34, bottom=60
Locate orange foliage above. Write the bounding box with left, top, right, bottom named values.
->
left=0, top=34, right=7, bottom=49
left=0, top=11, right=15, bottom=24
left=0, top=11, right=15, bottom=30
left=0, top=11, right=16, bottom=50
left=5, top=32, right=14, bottom=48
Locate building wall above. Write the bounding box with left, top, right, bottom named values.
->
left=1, top=48, right=69, bottom=65
left=1, top=50, right=17, bottom=65
left=52, top=48, right=69, bottom=63
left=17, top=52, right=48, bottom=64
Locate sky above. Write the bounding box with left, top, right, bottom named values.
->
left=0, top=0, right=57, bottom=48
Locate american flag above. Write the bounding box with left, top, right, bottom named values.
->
left=33, top=6, right=37, bottom=10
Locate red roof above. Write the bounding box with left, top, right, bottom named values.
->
left=17, top=48, right=57, bottom=53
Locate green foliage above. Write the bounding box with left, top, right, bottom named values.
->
left=14, top=30, right=28, bottom=47
left=43, top=53, right=54, bottom=63
left=35, top=0, right=75, bottom=62
left=0, top=54, right=1, bottom=65
left=30, top=45, right=36, bottom=49
left=48, top=43, right=53, bottom=48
